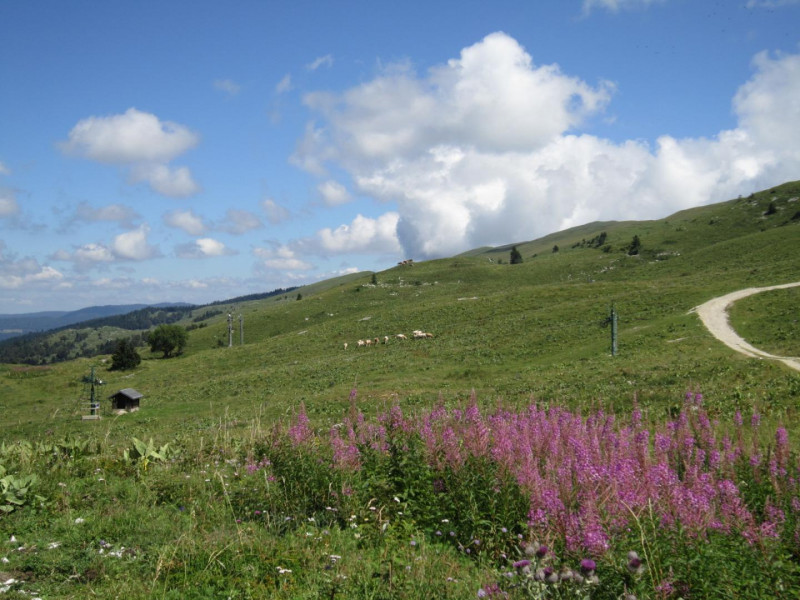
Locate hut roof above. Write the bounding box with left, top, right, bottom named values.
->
left=109, top=388, right=143, bottom=400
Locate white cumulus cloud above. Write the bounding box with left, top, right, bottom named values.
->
left=130, top=164, right=200, bottom=198
left=112, top=225, right=160, bottom=261
left=176, top=237, right=235, bottom=258
left=318, top=180, right=352, bottom=206
left=60, top=107, right=198, bottom=164
left=294, top=32, right=800, bottom=260
left=0, top=241, right=64, bottom=289
left=60, top=108, right=200, bottom=198
left=74, top=243, right=115, bottom=263
left=254, top=245, right=314, bottom=271
left=312, top=212, right=402, bottom=255
left=164, top=209, right=207, bottom=235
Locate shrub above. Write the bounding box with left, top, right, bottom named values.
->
left=109, top=338, right=141, bottom=371
left=147, top=324, right=188, bottom=358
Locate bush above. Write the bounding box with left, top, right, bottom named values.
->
left=109, top=338, right=141, bottom=370
left=147, top=324, right=188, bottom=358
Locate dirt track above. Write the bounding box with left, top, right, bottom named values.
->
left=693, top=282, right=800, bottom=372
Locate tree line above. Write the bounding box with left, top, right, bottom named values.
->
left=0, top=307, right=190, bottom=365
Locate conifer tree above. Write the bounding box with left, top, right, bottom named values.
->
left=109, top=338, right=141, bottom=370
left=627, top=235, right=641, bottom=256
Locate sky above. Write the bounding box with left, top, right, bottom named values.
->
left=1, top=0, right=799, bottom=313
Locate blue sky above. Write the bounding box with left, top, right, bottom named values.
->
left=1, top=0, right=799, bottom=312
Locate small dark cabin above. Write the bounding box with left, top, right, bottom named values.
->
left=109, top=388, right=143, bottom=412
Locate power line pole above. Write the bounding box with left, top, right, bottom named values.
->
left=239, top=313, right=243, bottom=345
left=610, top=304, right=618, bottom=356
left=227, top=313, right=233, bottom=348
left=602, top=304, right=619, bottom=356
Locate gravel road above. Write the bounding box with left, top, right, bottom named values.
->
left=693, top=282, right=800, bottom=372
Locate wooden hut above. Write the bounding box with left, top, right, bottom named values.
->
left=109, top=388, right=143, bottom=412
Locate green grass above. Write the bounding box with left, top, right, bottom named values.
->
left=1, top=181, right=800, bottom=598
left=3, top=182, right=800, bottom=439
left=729, top=286, right=800, bottom=358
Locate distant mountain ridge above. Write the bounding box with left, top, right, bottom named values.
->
left=0, top=303, right=192, bottom=341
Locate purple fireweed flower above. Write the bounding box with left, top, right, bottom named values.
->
left=751, top=412, right=761, bottom=428
left=776, top=427, right=788, bottom=447
left=288, top=405, right=312, bottom=445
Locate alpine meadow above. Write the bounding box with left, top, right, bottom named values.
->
left=2, top=182, right=800, bottom=599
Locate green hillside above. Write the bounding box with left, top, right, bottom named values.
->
left=3, top=181, right=799, bottom=438
left=2, top=182, right=799, bottom=600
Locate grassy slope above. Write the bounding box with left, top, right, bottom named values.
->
left=2, top=182, right=799, bottom=441
left=1, top=183, right=799, bottom=600
left=729, top=285, right=800, bottom=357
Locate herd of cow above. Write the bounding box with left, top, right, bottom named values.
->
left=344, top=330, right=433, bottom=350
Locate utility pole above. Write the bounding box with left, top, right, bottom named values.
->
left=610, top=304, right=618, bottom=357
left=239, top=313, right=243, bottom=345
left=602, top=304, right=618, bottom=356
left=227, top=313, right=233, bottom=348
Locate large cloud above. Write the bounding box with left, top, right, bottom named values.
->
left=60, top=108, right=200, bottom=197
left=52, top=224, right=160, bottom=268
left=311, top=212, right=402, bottom=256
left=294, top=33, right=800, bottom=260
left=297, top=33, right=612, bottom=166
